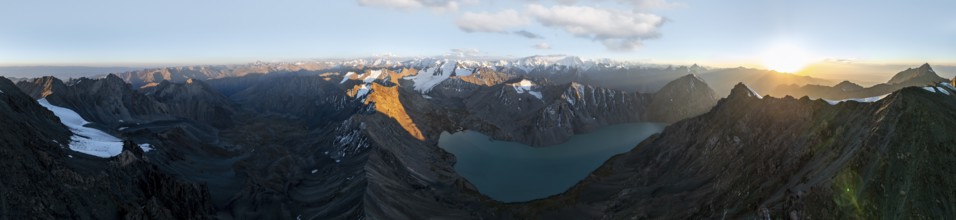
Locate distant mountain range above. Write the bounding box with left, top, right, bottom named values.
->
left=0, top=66, right=138, bottom=78
left=773, top=63, right=949, bottom=100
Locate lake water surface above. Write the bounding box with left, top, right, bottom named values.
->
left=439, top=123, right=666, bottom=202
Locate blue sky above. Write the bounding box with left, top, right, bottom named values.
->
left=0, top=0, right=953, bottom=67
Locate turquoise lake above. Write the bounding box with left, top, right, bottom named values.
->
left=438, top=123, right=666, bottom=202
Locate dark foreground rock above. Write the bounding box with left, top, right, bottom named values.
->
left=0, top=77, right=215, bottom=219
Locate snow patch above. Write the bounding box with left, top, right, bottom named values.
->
left=822, top=94, right=890, bottom=105
left=744, top=85, right=763, bottom=99
left=363, top=70, right=383, bottom=83
left=38, top=99, right=124, bottom=158
left=340, top=72, right=357, bottom=84
left=940, top=82, right=956, bottom=91
left=938, top=87, right=951, bottom=95
left=139, top=143, right=153, bottom=152
left=354, top=84, right=372, bottom=99
left=510, top=79, right=543, bottom=99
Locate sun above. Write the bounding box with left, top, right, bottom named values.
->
left=761, top=44, right=813, bottom=73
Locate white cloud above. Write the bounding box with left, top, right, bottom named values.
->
left=514, top=30, right=544, bottom=39
left=523, top=0, right=684, bottom=10
left=527, top=4, right=665, bottom=51
left=615, top=0, right=685, bottom=9
left=533, top=42, right=551, bottom=49
left=447, top=48, right=482, bottom=57
left=357, top=0, right=477, bottom=12
left=358, top=0, right=422, bottom=9
left=456, top=10, right=531, bottom=33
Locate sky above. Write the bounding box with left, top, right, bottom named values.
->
left=0, top=0, right=954, bottom=68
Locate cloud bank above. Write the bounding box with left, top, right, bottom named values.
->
left=527, top=4, right=665, bottom=50
left=357, top=0, right=477, bottom=12
left=456, top=10, right=531, bottom=33
left=360, top=0, right=673, bottom=51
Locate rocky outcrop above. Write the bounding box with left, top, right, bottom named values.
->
left=0, top=77, right=215, bottom=219
left=646, top=74, right=718, bottom=123
left=511, top=82, right=956, bottom=219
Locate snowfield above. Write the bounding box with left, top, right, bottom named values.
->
left=363, top=70, right=383, bottom=83
left=510, top=79, right=543, bottom=99
left=38, top=98, right=124, bottom=158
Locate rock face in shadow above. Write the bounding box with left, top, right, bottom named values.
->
left=510, top=83, right=956, bottom=219
left=230, top=75, right=362, bottom=127
left=461, top=79, right=650, bottom=146
left=139, top=79, right=240, bottom=128
left=0, top=77, right=215, bottom=219
left=646, top=74, right=718, bottom=123
left=16, top=74, right=173, bottom=126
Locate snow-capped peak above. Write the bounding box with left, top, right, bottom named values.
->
left=403, top=59, right=477, bottom=94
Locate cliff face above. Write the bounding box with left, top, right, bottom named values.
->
left=512, top=83, right=956, bottom=219
left=0, top=77, right=215, bottom=219
left=646, top=74, right=718, bottom=123
left=463, top=80, right=649, bottom=146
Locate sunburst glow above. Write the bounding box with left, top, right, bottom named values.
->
left=761, top=44, right=814, bottom=73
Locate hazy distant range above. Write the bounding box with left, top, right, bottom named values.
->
left=1, top=63, right=953, bottom=86
left=0, top=66, right=140, bottom=79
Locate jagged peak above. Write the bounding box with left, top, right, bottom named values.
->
left=728, top=83, right=762, bottom=99
left=104, top=73, right=125, bottom=82
left=677, top=73, right=705, bottom=83
left=835, top=80, right=857, bottom=86
left=31, top=76, right=66, bottom=85
left=834, top=80, right=863, bottom=91
left=888, top=63, right=944, bottom=84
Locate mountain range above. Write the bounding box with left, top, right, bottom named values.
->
left=0, top=59, right=953, bottom=219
